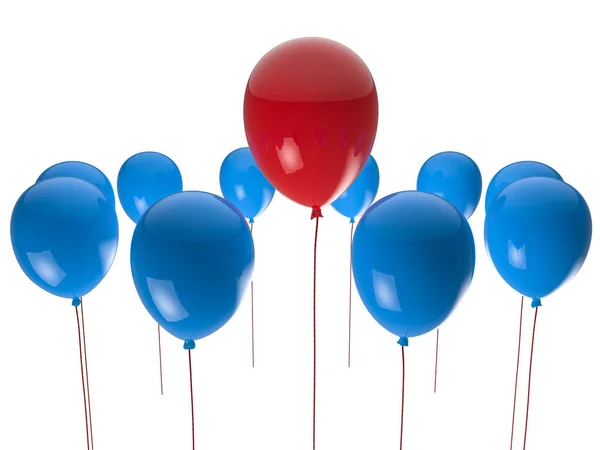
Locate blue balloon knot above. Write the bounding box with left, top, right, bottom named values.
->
left=183, top=339, right=196, bottom=350
left=531, top=298, right=542, bottom=308
left=71, top=297, right=81, bottom=307
left=350, top=217, right=355, bottom=224
left=397, top=336, right=409, bottom=347
left=249, top=217, right=254, bottom=224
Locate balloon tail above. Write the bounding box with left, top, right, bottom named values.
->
left=250, top=220, right=255, bottom=368
left=188, top=349, right=195, bottom=450
left=348, top=220, right=355, bottom=368
left=311, top=207, right=322, bottom=450
left=400, top=344, right=406, bottom=450
left=510, top=296, right=524, bottom=450
left=522, top=305, right=539, bottom=449
left=434, top=328, right=439, bottom=393
left=158, top=325, right=164, bottom=395
left=80, top=298, right=94, bottom=448
left=75, top=305, right=91, bottom=450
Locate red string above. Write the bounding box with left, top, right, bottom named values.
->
left=75, top=306, right=91, bottom=450
left=188, top=349, right=195, bottom=450
left=80, top=298, right=94, bottom=448
left=250, top=221, right=255, bottom=368
left=510, top=296, right=524, bottom=450
left=522, top=306, right=539, bottom=450
left=158, top=325, right=164, bottom=395
left=347, top=221, right=354, bottom=368
left=311, top=207, right=321, bottom=450
left=400, top=345, right=405, bottom=450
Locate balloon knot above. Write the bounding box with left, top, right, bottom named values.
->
left=311, top=207, right=323, bottom=220
left=397, top=336, right=409, bottom=347
left=71, top=297, right=81, bottom=307
left=531, top=298, right=542, bottom=308
left=249, top=218, right=254, bottom=224
left=350, top=217, right=355, bottom=224
left=183, top=339, right=196, bottom=350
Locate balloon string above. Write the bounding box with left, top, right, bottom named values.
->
left=347, top=220, right=354, bottom=368
left=158, top=325, right=164, bottom=395
left=75, top=306, right=91, bottom=450
left=80, top=298, right=94, bottom=449
left=188, top=349, right=195, bottom=450
left=312, top=212, right=321, bottom=450
left=510, top=296, right=524, bottom=450
left=400, top=345, right=405, bottom=450
left=434, top=328, right=439, bottom=393
left=250, top=221, right=255, bottom=368
left=522, top=306, right=539, bottom=450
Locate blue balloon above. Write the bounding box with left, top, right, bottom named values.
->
left=485, top=177, right=592, bottom=304
left=37, top=161, right=116, bottom=209
left=130, top=191, right=255, bottom=345
left=484, top=161, right=563, bottom=214
left=331, top=155, right=380, bottom=222
left=417, top=151, right=482, bottom=219
left=352, top=191, right=475, bottom=343
left=117, top=151, right=183, bottom=223
left=219, top=147, right=275, bottom=222
left=11, top=177, right=119, bottom=299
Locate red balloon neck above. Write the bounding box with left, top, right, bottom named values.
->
left=311, top=207, right=323, bottom=220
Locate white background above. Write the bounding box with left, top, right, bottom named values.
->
left=1, top=1, right=599, bottom=449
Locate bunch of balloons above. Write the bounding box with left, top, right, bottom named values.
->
left=9, top=148, right=269, bottom=333
left=10, top=151, right=261, bottom=450
left=8, top=34, right=595, bottom=450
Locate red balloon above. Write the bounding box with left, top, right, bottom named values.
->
left=243, top=37, right=379, bottom=213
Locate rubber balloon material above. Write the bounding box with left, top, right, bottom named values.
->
left=484, top=161, right=562, bottom=214
left=219, top=147, right=275, bottom=221
left=352, top=191, right=476, bottom=339
left=244, top=37, right=379, bottom=208
left=484, top=177, right=592, bottom=299
left=417, top=151, right=482, bottom=219
left=117, top=151, right=183, bottom=223
left=37, top=161, right=116, bottom=208
left=11, top=177, right=119, bottom=298
left=130, top=191, right=255, bottom=342
left=331, top=155, right=380, bottom=221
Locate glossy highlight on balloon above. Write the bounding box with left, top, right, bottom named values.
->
left=37, top=161, right=116, bottom=208
left=243, top=36, right=379, bottom=209
left=219, top=147, right=275, bottom=221
left=484, top=160, right=563, bottom=214
left=417, top=151, right=482, bottom=219
left=484, top=177, right=592, bottom=301
left=117, top=151, right=183, bottom=223
left=331, top=155, right=380, bottom=222
left=352, top=191, right=476, bottom=340
left=130, top=191, right=255, bottom=342
left=11, top=177, right=119, bottom=299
